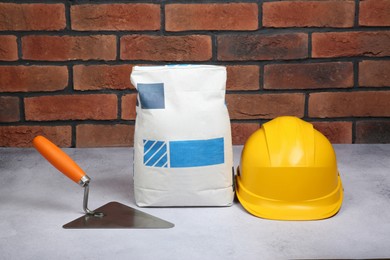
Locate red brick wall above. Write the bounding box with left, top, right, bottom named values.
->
left=0, top=1, right=389, bottom=147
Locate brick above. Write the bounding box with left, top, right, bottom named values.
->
left=121, top=35, right=211, bottom=61
left=309, top=91, right=390, bottom=118
left=231, top=123, right=259, bottom=145
left=121, top=94, right=137, bottom=120
left=226, top=66, right=260, bottom=91
left=359, top=0, right=390, bottom=26
left=217, top=33, right=308, bottom=61
left=0, top=66, right=68, bottom=92
left=312, top=31, right=390, bottom=58
left=0, top=96, right=19, bottom=122
left=0, top=3, right=65, bottom=31
left=226, top=93, right=305, bottom=119
left=356, top=121, right=390, bottom=143
left=0, top=125, right=71, bottom=147
left=24, top=94, right=118, bottom=121
left=166, top=3, right=258, bottom=31
left=76, top=124, right=134, bottom=147
left=263, top=1, right=354, bottom=28
left=74, top=65, right=134, bottom=91
left=22, top=35, right=116, bottom=61
left=0, top=36, right=17, bottom=61
left=312, top=121, right=352, bottom=144
left=264, top=62, right=353, bottom=90
left=359, top=60, right=390, bottom=87
left=71, top=4, right=160, bottom=31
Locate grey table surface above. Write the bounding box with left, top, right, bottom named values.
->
left=0, top=145, right=390, bottom=260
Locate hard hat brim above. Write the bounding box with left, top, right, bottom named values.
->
left=236, top=174, right=343, bottom=221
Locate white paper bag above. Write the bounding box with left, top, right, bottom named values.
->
left=130, top=65, right=234, bottom=207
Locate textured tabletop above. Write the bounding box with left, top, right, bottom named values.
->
left=1, top=145, right=390, bottom=260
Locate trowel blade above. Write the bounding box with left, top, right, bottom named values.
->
left=62, top=201, right=174, bottom=229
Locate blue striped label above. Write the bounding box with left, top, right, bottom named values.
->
left=143, top=138, right=224, bottom=168
left=143, top=140, right=168, bottom=168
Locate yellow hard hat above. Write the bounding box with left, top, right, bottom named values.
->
left=236, top=116, right=343, bottom=220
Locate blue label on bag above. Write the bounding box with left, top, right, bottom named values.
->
left=143, top=140, right=168, bottom=168
left=137, top=83, right=165, bottom=109
left=169, top=138, right=224, bottom=168
left=143, top=138, right=224, bottom=168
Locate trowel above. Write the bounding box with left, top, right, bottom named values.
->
left=33, top=135, right=174, bottom=229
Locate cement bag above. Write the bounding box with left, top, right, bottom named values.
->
left=130, top=65, right=234, bottom=207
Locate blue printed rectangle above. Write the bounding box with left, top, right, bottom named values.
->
left=169, top=138, right=224, bottom=168
left=137, top=83, right=165, bottom=109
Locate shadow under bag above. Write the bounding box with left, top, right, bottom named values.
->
left=130, top=65, right=234, bottom=207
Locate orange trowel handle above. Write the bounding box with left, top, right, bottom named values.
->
left=33, top=136, right=89, bottom=186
